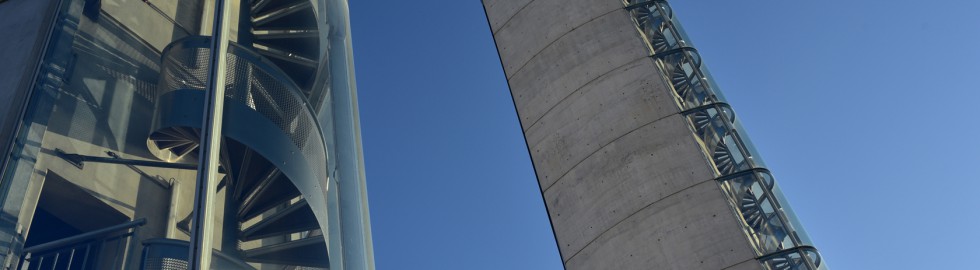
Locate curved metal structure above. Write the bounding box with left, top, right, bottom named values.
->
left=625, top=0, right=826, bottom=269
left=248, top=0, right=323, bottom=95
left=147, top=35, right=330, bottom=268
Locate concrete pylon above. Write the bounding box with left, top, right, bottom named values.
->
left=481, top=1, right=765, bottom=269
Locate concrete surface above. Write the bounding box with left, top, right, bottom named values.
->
left=0, top=0, right=59, bottom=174
left=482, top=0, right=765, bottom=269
left=563, top=181, right=757, bottom=270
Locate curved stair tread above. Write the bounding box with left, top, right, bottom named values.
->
left=241, top=199, right=318, bottom=241
left=244, top=235, right=328, bottom=268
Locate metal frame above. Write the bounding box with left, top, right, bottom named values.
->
left=758, top=246, right=822, bottom=270
left=22, top=219, right=146, bottom=254
left=54, top=149, right=199, bottom=171
left=157, top=34, right=332, bottom=268
left=20, top=218, right=146, bottom=270
left=650, top=46, right=698, bottom=62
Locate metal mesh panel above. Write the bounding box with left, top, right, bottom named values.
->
left=157, top=38, right=327, bottom=183
left=140, top=239, right=257, bottom=270
left=142, top=257, right=189, bottom=270
left=159, top=46, right=209, bottom=93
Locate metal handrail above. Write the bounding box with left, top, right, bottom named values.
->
left=758, top=245, right=822, bottom=270
left=23, top=218, right=146, bottom=254
left=715, top=168, right=775, bottom=189
left=679, top=102, right=733, bottom=120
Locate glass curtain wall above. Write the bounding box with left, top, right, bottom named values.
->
left=0, top=0, right=370, bottom=269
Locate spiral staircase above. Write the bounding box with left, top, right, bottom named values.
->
left=144, top=0, right=331, bottom=268
left=689, top=106, right=791, bottom=254
left=248, top=0, right=322, bottom=94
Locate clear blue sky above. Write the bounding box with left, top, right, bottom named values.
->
left=350, top=1, right=980, bottom=269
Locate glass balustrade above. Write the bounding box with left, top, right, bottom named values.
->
left=622, top=1, right=826, bottom=269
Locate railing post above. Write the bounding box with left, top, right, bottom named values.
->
left=17, top=253, right=29, bottom=270
left=51, top=252, right=61, bottom=269
left=79, top=244, right=90, bottom=269
left=124, top=226, right=140, bottom=270
left=112, top=235, right=123, bottom=269
left=91, top=239, right=105, bottom=270
left=64, top=249, right=75, bottom=270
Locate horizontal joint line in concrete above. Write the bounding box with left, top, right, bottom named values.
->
left=721, top=257, right=760, bottom=270
left=505, top=8, right=622, bottom=80
left=489, top=0, right=535, bottom=35
left=522, top=56, right=649, bottom=133
left=561, top=177, right=716, bottom=264
left=542, top=108, right=682, bottom=193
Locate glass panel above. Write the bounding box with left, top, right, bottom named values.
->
left=0, top=0, right=207, bottom=268
left=772, top=183, right=813, bottom=245
left=731, top=121, right=767, bottom=168
left=696, top=64, right=729, bottom=102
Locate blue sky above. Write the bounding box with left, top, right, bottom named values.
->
left=350, top=1, right=980, bottom=269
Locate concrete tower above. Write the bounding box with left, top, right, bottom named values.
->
left=482, top=1, right=825, bottom=269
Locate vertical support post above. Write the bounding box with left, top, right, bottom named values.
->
left=79, top=244, right=91, bottom=269
left=93, top=239, right=106, bottom=269
left=112, top=237, right=122, bottom=268
left=124, top=226, right=141, bottom=270
left=221, top=177, right=241, bottom=259
left=65, top=249, right=75, bottom=269
left=188, top=0, right=233, bottom=268
left=166, top=179, right=180, bottom=239
left=236, top=0, right=253, bottom=47
left=51, top=252, right=60, bottom=269
left=19, top=253, right=30, bottom=270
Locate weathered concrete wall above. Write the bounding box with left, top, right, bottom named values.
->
left=0, top=0, right=59, bottom=171
left=482, top=1, right=763, bottom=269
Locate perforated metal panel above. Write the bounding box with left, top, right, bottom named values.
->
left=140, top=238, right=257, bottom=270
left=142, top=258, right=188, bottom=270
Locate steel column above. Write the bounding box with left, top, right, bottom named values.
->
left=188, top=0, right=233, bottom=268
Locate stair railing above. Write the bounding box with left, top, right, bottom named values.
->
left=18, top=218, right=146, bottom=270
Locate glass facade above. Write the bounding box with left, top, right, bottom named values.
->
left=0, top=0, right=372, bottom=269
left=623, top=0, right=827, bottom=269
